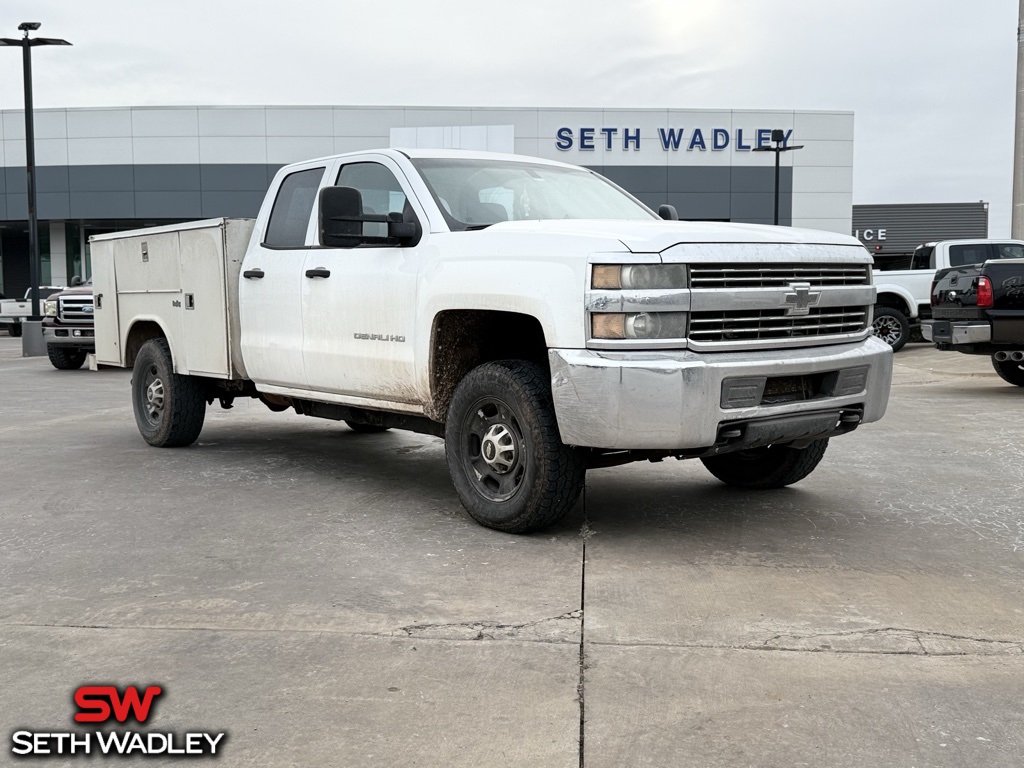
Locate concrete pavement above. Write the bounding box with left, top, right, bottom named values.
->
left=1, top=335, right=1021, bottom=766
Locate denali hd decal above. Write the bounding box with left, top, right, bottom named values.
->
left=354, top=332, right=406, bottom=342
left=555, top=127, right=794, bottom=152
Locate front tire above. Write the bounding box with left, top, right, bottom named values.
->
left=701, top=439, right=829, bottom=489
left=47, top=347, right=86, bottom=370
left=7, top=322, right=22, bottom=338
left=871, top=305, right=910, bottom=352
left=444, top=360, right=585, bottom=533
left=132, top=338, right=206, bottom=447
left=992, top=355, right=1024, bottom=386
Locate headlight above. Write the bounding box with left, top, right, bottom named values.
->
left=44, top=300, right=58, bottom=317
left=591, top=312, right=688, bottom=340
left=592, top=264, right=688, bottom=290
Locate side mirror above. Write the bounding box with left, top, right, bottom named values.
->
left=70, top=275, right=83, bottom=287
left=658, top=204, right=679, bottom=221
left=319, top=186, right=422, bottom=247
left=319, top=186, right=365, bottom=248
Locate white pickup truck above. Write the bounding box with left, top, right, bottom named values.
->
left=93, top=149, right=892, bottom=533
left=872, top=239, right=1024, bottom=351
left=0, top=286, right=66, bottom=337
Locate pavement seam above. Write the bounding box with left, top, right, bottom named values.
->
left=577, top=486, right=587, bottom=768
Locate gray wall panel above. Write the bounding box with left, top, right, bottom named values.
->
left=134, top=165, right=202, bottom=192
left=852, top=203, right=988, bottom=255
left=38, top=192, right=70, bottom=219
left=70, top=191, right=135, bottom=218
left=731, top=192, right=791, bottom=221
left=599, top=166, right=668, bottom=194
left=667, top=167, right=731, bottom=192
left=6, top=193, right=27, bottom=219
left=135, top=191, right=203, bottom=219
left=731, top=166, right=792, bottom=193
left=0, top=162, right=795, bottom=225
left=69, top=165, right=135, bottom=193
left=201, top=164, right=270, bottom=191
left=665, top=192, right=731, bottom=220
left=200, top=190, right=265, bottom=218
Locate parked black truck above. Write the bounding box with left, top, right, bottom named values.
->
left=922, top=258, right=1024, bottom=386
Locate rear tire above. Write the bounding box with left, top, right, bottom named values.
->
left=992, top=355, right=1024, bottom=386
left=345, top=420, right=390, bottom=433
left=47, top=347, right=86, bottom=370
left=7, top=322, right=22, bottom=338
left=871, top=305, right=910, bottom=352
left=131, top=338, right=206, bottom=447
left=445, top=360, right=585, bottom=533
left=701, top=439, right=829, bottom=489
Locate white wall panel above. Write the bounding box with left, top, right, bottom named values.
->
left=67, top=109, right=132, bottom=138
left=486, top=125, right=515, bottom=153
left=35, top=139, right=69, bottom=166
left=266, top=108, right=334, bottom=137
left=789, top=217, right=853, bottom=235
left=33, top=111, right=68, bottom=140
left=198, top=136, right=267, bottom=164
left=333, top=108, right=404, bottom=137
left=791, top=191, right=854, bottom=220
left=197, top=108, right=266, bottom=137
left=404, top=109, right=473, bottom=127
left=2, top=139, right=20, bottom=166
left=67, top=138, right=133, bottom=164
left=131, top=108, right=199, bottom=137
left=793, top=140, right=854, bottom=167
left=2, top=112, right=22, bottom=141
left=793, top=111, right=855, bottom=141
left=514, top=138, right=541, bottom=158
left=335, top=136, right=393, bottom=154
left=132, top=137, right=201, bottom=165
left=267, top=136, right=336, bottom=164
left=472, top=109, right=538, bottom=137
left=792, top=166, right=854, bottom=194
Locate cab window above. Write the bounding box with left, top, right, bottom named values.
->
left=994, top=243, right=1024, bottom=260
left=336, top=163, right=416, bottom=222
left=264, top=167, right=325, bottom=248
left=948, top=244, right=990, bottom=267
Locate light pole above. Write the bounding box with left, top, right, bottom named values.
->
left=0, top=22, right=71, bottom=352
left=752, top=129, right=804, bottom=225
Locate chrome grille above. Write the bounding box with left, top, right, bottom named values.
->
left=690, top=263, right=871, bottom=288
left=58, top=296, right=94, bottom=323
left=689, top=306, right=869, bottom=343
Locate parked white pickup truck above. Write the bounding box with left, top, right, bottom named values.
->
left=0, top=286, right=66, bottom=337
left=872, top=239, right=1024, bottom=351
left=93, top=149, right=892, bottom=532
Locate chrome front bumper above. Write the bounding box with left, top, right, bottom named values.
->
left=549, top=337, right=893, bottom=450
left=921, top=320, right=991, bottom=345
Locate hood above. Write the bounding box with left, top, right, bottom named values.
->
left=476, top=219, right=864, bottom=254
left=50, top=285, right=94, bottom=299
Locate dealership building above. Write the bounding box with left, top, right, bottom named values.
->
left=0, top=105, right=854, bottom=296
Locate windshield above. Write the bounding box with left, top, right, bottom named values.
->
left=410, top=158, right=657, bottom=231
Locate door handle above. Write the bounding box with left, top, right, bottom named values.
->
left=305, top=268, right=331, bottom=279
left=243, top=269, right=265, bottom=279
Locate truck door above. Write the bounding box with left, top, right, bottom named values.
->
left=238, top=164, right=327, bottom=390
left=301, top=158, right=425, bottom=405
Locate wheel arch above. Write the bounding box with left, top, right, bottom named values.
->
left=427, top=309, right=548, bottom=423
left=124, top=318, right=173, bottom=369
left=874, top=288, right=917, bottom=319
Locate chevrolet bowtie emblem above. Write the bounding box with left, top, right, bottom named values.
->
left=783, top=281, right=821, bottom=316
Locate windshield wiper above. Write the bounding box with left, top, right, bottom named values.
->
left=464, top=224, right=494, bottom=231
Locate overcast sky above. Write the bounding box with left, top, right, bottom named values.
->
left=1, top=1, right=1019, bottom=234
